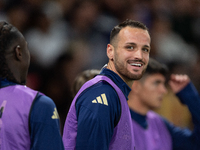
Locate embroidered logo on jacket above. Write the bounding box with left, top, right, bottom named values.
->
left=92, top=93, right=108, bottom=106
left=51, top=108, right=59, bottom=119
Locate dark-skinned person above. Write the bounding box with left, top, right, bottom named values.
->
left=0, top=21, right=64, bottom=150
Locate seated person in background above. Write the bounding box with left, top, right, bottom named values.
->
left=72, top=69, right=100, bottom=97
left=128, top=58, right=200, bottom=150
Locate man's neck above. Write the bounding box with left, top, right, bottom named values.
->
left=107, top=62, right=133, bottom=88
left=128, top=96, right=149, bottom=115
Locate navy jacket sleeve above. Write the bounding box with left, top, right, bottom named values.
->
left=163, top=82, right=200, bottom=150
left=29, top=93, right=64, bottom=150
left=75, top=81, right=121, bottom=150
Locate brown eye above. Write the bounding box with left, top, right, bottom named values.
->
left=129, top=46, right=133, bottom=49
left=143, top=48, right=150, bottom=52
left=126, top=46, right=134, bottom=50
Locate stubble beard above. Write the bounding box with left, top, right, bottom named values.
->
left=114, top=57, right=146, bottom=81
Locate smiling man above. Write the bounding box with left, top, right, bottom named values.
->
left=62, top=19, right=151, bottom=150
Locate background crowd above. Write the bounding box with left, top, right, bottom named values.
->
left=1, top=0, right=199, bottom=132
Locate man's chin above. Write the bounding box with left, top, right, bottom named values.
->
left=129, top=73, right=143, bottom=80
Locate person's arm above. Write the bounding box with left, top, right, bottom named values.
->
left=30, top=93, right=64, bottom=150
left=75, top=83, right=121, bottom=150
left=166, top=74, right=200, bottom=149
left=163, top=114, right=200, bottom=150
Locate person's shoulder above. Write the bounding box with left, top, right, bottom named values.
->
left=75, top=80, right=121, bottom=116
left=147, top=111, right=163, bottom=120
left=9, top=85, right=38, bottom=96
left=77, top=81, right=119, bottom=104
left=148, top=111, right=173, bottom=127
left=147, top=111, right=171, bottom=129
left=84, top=80, right=118, bottom=95
left=20, top=87, right=55, bottom=108
left=34, top=93, right=56, bottom=109
left=30, top=93, right=59, bottom=123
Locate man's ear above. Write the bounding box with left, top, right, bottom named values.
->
left=107, top=44, right=114, bottom=61
left=15, top=45, right=22, bottom=61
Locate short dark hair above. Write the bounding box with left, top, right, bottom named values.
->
left=144, top=58, right=168, bottom=77
left=110, top=19, right=148, bottom=44
left=0, top=21, right=20, bottom=81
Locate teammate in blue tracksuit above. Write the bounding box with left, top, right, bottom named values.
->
left=0, top=21, right=64, bottom=149
left=128, top=58, right=200, bottom=150
left=62, top=19, right=151, bottom=150
left=74, top=67, right=130, bottom=149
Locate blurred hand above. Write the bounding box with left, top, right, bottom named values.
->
left=168, top=74, right=190, bottom=94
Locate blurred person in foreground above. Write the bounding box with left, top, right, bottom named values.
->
left=128, top=58, right=200, bottom=150
left=0, top=21, right=64, bottom=150
left=62, top=19, right=151, bottom=150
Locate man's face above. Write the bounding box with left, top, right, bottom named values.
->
left=113, top=26, right=151, bottom=81
left=138, top=73, right=167, bottom=110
